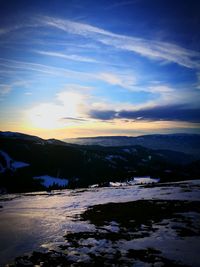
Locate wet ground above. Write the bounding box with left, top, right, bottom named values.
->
left=1, top=180, right=200, bottom=266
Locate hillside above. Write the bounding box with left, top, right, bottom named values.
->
left=0, top=131, right=199, bottom=193
left=64, top=134, right=200, bottom=158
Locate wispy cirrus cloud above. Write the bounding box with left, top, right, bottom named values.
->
left=0, top=80, right=29, bottom=96
left=0, top=57, right=89, bottom=78
left=35, top=50, right=99, bottom=63
left=0, top=57, right=137, bottom=90
left=0, top=25, right=24, bottom=36
left=196, top=72, right=200, bottom=89
left=1, top=56, right=198, bottom=110
left=3, top=16, right=200, bottom=70
left=0, top=84, right=12, bottom=95
left=104, top=0, right=139, bottom=10
left=98, top=72, right=137, bottom=88
left=0, top=56, right=199, bottom=112
left=40, top=16, right=200, bottom=69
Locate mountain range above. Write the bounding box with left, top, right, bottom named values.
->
left=0, top=131, right=199, bottom=193
left=64, top=134, right=200, bottom=158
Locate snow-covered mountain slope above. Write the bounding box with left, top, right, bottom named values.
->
left=0, top=150, right=29, bottom=173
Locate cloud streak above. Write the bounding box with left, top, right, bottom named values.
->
left=0, top=57, right=137, bottom=90
left=0, top=80, right=29, bottom=96
left=98, top=72, right=137, bottom=88
left=61, top=116, right=88, bottom=122
left=105, top=0, right=139, bottom=10
left=35, top=50, right=99, bottom=63
left=0, top=84, right=12, bottom=95
left=0, top=57, right=92, bottom=79
left=41, top=16, right=200, bottom=69
left=2, top=16, right=199, bottom=70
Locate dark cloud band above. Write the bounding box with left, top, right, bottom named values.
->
left=89, top=105, right=200, bottom=123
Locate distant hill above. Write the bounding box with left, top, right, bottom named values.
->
left=64, top=134, right=200, bottom=159
left=0, top=131, right=199, bottom=193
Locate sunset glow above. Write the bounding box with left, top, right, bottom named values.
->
left=0, top=0, right=199, bottom=139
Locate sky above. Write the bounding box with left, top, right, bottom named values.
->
left=0, top=0, right=200, bottom=139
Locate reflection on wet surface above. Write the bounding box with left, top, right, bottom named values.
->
left=1, top=180, right=200, bottom=266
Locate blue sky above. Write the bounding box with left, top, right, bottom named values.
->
left=0, top=0, right=200, bottom=138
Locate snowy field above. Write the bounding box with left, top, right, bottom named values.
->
left=0, top=179, right=200, bottom=266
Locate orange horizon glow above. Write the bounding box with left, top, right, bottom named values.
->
left=1, top=119, right=199, bottom=140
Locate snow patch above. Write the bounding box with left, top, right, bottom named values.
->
left=105, top=154, right=126, bottom=162
left=12, top=161, right=30, bottom=169
left=90, top=176, right=160, bottom=188
left=133, top=176, right=160, bottom=184
left=122, top=148, right=137, bottom=153
left=0, top=150, right=29, bottom=173
left=0, top=150, right=11, bottom=169
left=89, top=184, right=99, bottom=188
left=33, top=175, right=68, bottom=188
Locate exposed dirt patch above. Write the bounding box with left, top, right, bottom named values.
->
left=8, top=200, right=200, bottom=266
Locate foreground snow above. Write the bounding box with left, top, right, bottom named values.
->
left=0, top=179, right=200, bottom=266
